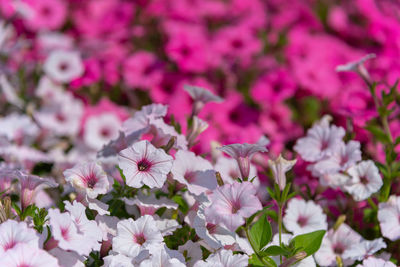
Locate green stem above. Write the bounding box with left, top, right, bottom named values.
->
left=244, top=223, right=275, bottom=267
left=278, top=204, right=283, bottom=265
left=367, top=197, right=377, bottom=210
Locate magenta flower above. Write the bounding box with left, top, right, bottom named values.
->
left=118, top=140, right=173, bottom=188
left=218, top=143, right=267, bottom=179
left=205, top=181, right=262, bottom=232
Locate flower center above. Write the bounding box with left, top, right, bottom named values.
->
left=59, top=62, right=69, bottom=72
left=138, top=159, right=151, bottom=172
left=231, top=201, right=241, bottom=214
left=61, top=227, right=69, bottom=241
left=100, top=127, right=111, bottom=138
left=320, top=140, right=329, bottom=151
left=296, top=216, right=308, bottom=227
left=134, top=233, right=146, bottom=245
left=360, top=176, right=369, bottom=185
left=184, top=171, right=195, bottom=183
left=86, top=173, right=98, bottom=189
left=4, top=240, right=16, bottom=251
left=206, top=223, right=218, bottom=234
left=55, top=112, right=66, bottom=122
left=231, top=39, right=243, bottom=49
left=333, top=243, right=345, bottom=255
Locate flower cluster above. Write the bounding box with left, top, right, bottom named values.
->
left=0, top=0, right=399, bottom=266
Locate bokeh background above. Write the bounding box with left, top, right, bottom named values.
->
left=1, top=0, right=399, bottom=159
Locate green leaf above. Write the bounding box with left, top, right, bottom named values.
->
left=249, top=212, right=272, bottom=252
left=365, top=124, right=391, bottom=144
left=246, top=205, right=272, bottom=225
left=172, top=195, right=189, bottom=214
left=249, top=254, right=277, bottom=267
left=261, top=245, right=290, bottom=257
left=289, top=230, right=326, bottom=256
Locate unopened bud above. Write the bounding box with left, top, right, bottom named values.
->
left=333, top=215, right=346, bottom=231
left=215, top=172, right=224, bottom=186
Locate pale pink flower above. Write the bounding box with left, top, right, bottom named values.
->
left=357, top=257, right=396, bottom=267
left=311, top=140, right=361, bottom=176
left=315, top=224, right=363, bottom=266
left=171, top=150, right=217, bottom=195
left=97, top=130, right=145, bottom=158
left=139, top=247, right=186, bottom=267
left=35, top=76, right=64, bottom=104
left=268, top=154, right=297, bottom=191
left=123, top=192, right=178, bottom=215
left=336, top=54, right=376, bottom=84
left=0, top=244, right=60, bottom=267
left=34, top=93, right=83, bottom=137
left=344, top=160, right=382, bottom=201
left=95, top=214, right=118, bottom=242
left=149, top=118, right=188, bottom=150
left=193, top=204, right=236, bottom=250
left=184, top=85, right=223, bottom=115
left=283, top=198, right=327, bottom=235
left=103, top=253, right=134, bottom=267
left=0, top=220, right=39, bottom=255
left=24, top=0, right=66, bottom=31
left=218, top=143, right=267, bottom=179
left=44, top=50, right=84, bottom=83
left=378, top=195, right=400, bottom=241
left=122, top=104, right=168, bottom=136
left=214, top=157, right=259, bottom=186
left=64, top=161, right=110, bottom=198
left=118, top=140, right=173, bottom=188
left=49, top=248, right=84, bottom=267
left=83, top=113, right=121, bottom=150
left=344, top=238, right=386, bottom=261
left=112, top=215, right=163, bottom=259
left=193, top=249, right=248, bottom=267
left=0, top=113, right=38, bottom=143
left=205, top=181, right=262, bottom=232
left=16, top=172, right=58, bottom=210
left=294, top=123, right=345, bottom=162
left=64, top=201, right=102, bottom=252
left=47, top=208, right=84, bottom=255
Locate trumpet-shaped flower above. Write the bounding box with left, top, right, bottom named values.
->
left=344, top=160, right=382, bottom=201
left=193, top=249, right=248, bottom=267
left=294, top=123, right=345, bottom=162
left=64, top=161, right=110, bottom=198
left=283, top=198, right=327, bottom=235
left=112, top=215, right=163, bottom=259
left=118, top=140, right=173, bottom=188
left=204, top=181, right=262, bottom=232
left=218, top=143, right=267, bottom=179
left=378, top=195, right=400, bottom=241
left=171, top=150, right=217, bottom=195
left=0, top=244, right=60, bottom=267
left=0, top=220, right=39, bottom=255
left=268, top=154, right=296, bottom=191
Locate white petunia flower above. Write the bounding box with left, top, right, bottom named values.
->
left=112, top=215, right=163, bottom=259
left=171, top=150, right=217, bottom=195
left=356, top=257, right=396, bottom=267
left=314, top=224, right=363, bottom=266
left=44, top=50, right=84, bottom=83
left=283, top=198, right=327, bottom=235
left=344, top=160, right=382, bottom=201
left=294, top=122, right=345, bottom=162
left=118, top=140, right=173, bottom=188
left=193, top=249, right=248, bottom=267
left=64, top=161, right=110, bottom=198
left=84, top=113, right=122, bottom=151
left=139, top=247, right=186, bottom=267
left=0, top=244, right=60, bottom=267
left=0, top=220, right=39, bottom=255
left=378, top=195, right=400, bottom=241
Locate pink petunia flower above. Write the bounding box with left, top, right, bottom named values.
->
left=64, top=161, right=110, bottom=198
left=378, top=195, right=400, bottom=241
left=0, top=220, right=39, bottom=255
left=118, top=140, right=173, bottom=188
left=218, top=143, right=267, bottom=179
left=23, top=0, right=66, bottom=31
left=112, top=215, right=163, bottom=259
left=0, top=243, right=60, bottom=267
left=283, top=198, right=327, bottom=235
left=204, top=181, right=262, bottom=232
left=171, top=150, right=217, bottom=195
